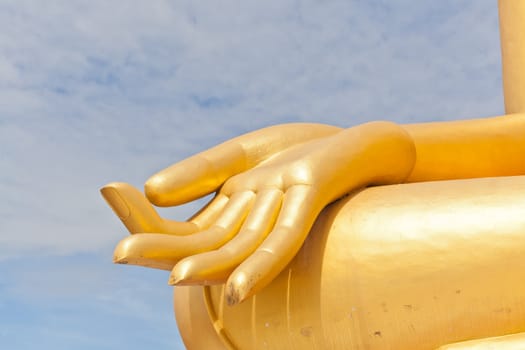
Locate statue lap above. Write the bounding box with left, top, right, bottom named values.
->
left=175, top=175, right=525, bottom=349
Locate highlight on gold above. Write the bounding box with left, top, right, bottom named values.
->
left=101, top=1, right=525, bottom=348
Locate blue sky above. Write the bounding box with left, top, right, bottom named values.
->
left=0, top=1, right=503, bottom=349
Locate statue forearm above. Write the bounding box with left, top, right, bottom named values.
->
left=403, top=113, right=525, bottom=182
left=499, top=0, right=525, bottom=114
left=269, top=113, right=525, bottom=187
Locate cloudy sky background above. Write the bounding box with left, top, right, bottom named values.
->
left=0, top=1, right=503, bottom=349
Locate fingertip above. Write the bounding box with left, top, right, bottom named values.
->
left=226, top=270, right=250, bottom=306
left=101, top=182, right=172, bottom=234
left=113, top=236, right=134, bottom=263
left=112, top=234, right=180, bottom=271
left=144, top=175, right=167, bottom=206
left=101, top=182, right=131, bottom=220
left=145, top=157, right=216, bottom=207
left=168, top=276, right=182, bottom=286
left=113, top=257, right=128, bottom=265
left=169, top=259, right=193, bottom=285
left=100, top=181, right=123, bottom=192
left=225, top=249, right=282, bottom=305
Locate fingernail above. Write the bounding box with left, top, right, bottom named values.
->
left=168, top=276, right=183, bottom=285
left=113, top=238, right=134, bottom=265
left=113, top=255, right=128, bottom=264
left=100, top=185, right=131, bottom=220
left=226, top=273, right=250, bottom=306
left=169, top=260, right=192, bottom=285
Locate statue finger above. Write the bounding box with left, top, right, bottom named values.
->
left=113, top=190, right=256, bottom=270
left=168, top=188, right=283, bottom=285
left=145, top=142, right=247, bottom=207
left=188, top=193, right=229, bottom=232
left=145, top=124, right=340, bottom=207
left=225, top=185, right=321, bottom=305
left=101, top=182, right=198, bottom=235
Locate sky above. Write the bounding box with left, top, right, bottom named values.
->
left=0, top=1, right=504, bottom=349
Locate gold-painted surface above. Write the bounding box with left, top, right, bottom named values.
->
left=144, top=123, right=341, bottom=207
left=173, top=286, right=226, bottom=349
left=102, top=1, right=525, bottom=348
left=499, top=0, right=525, bottom=114
left=105, top=121, right=416, bottom=301
left=404, top=113, right=525, bottom=182
left=438, top=332, right=525, bottom=349
left=176, top=176, right=525, bottom=349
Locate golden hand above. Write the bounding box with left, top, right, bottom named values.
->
left=101, top=123, right=340, bottom=234
left=101, top=123, right=340, bottom=272
left=102, top=122, right=415, bottom=304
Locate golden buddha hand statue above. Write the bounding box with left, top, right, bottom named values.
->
left=101, top=1, right=525, bottom=348
left=102, top=121, right=415, bottom=304
left=102, top=113, right=525, bottom=349
left=102, top=110, right=525, bottom=303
